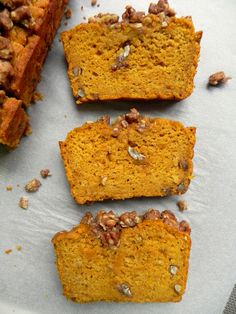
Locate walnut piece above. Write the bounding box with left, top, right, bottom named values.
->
left=88, top=13, right=119, bottom=25
left=0, top=89, right=6, bottom=104
left=0, top=60, right=14, bottom=88
left=91, top=0, right=97, bottom=6
left=128, top=146, right=145, bottom=161
left=177, top=200, right=188, bottom=212
left=208, top=71, right=231, bottom=86
left=117, top=283, right=132, bottom=297
left=64, top=7, right=72, bottom=19
left=10, top=6, right=31, bottom=23
left=40, top=169, right=51, bottom=178
left=143, top=209, right=161, bottom=220
left=119, top=211, right=141, bottom=227
left=125, top=108, right=140, bottom=123
left=25, top=179, right=41, bottom=192
left=0, top=36, right=14, bottom=60
left=0, top=9, right=13, bottom=31
left=19, top=196, right=28, bottom=209
left=122, top=5, right=145, bottom=23
left=148, top=0, right=176, bottom=17
left=0, top=0, right=29, bottom=10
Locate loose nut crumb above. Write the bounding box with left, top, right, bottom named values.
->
left=16, top=245, right=22, bottom=251
left=40, top=169, right=51, bottom=178
left=31, top=91, right=43, bottom=103
left=25, top=179, right=41, bottom=192
left=174, top=284, right=182, bottom=294
left=208, top=71, right=231, bottom=86
left=128, top=146, right=145, bottom=161
left=91, top=0, right=97, bottom=6
left=19, top=196, right=29, bottom=209
left=64, top=7, right=72, bottom=19
left=117, top=283, right=132, bottom=297
left=5, top=249, right=12, bottom=254
left=6, top=185, right=13, bottom=191
left=177, top=200, right=187, bottom=212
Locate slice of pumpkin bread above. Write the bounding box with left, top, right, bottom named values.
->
left=52, top=209, right=191, bottom=303
left=59, top=109, right=196, bottom=204
left=61, top=1, right=202, bottom=105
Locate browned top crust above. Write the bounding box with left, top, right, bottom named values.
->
left=56, top=209, right=191, bottom=249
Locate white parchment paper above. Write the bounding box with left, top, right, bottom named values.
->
left=1, top=0, right=236, bottom=313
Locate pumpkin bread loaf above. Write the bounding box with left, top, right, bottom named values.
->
left=0, top=0, right=67, bottom=147
left=59, top=109, right=196, bottom=204
left=52, top=209, right=191, bottom=303
left=61, top=1, right=202, bottom=105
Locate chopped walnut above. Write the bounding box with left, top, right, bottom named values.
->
left=148, top=0, right=176, bottom=17
left=5, top=249, right=12, bottom=254
left=64, top=7, right=72, bottom=19
left=120, top=120, right=129, bottom=128
left=99, top=115, right=110, bottom=124
left=128, top=146, right=145, bottom=161
left=6, top=185, right=13, bottom=191
left=0, top=9, right=13, bottom=31
left=0, top=89, right=6, bottom=104
left=40, top=169, right=51, bottom=178
left=0, top=60, right=14, bottom=89
left=31, top=91, right=43, bottom=103
left=143, top=209, right=161, bottom=220
left=161, top=210, right=178, bottom=228
left=91, top=0, right=97, bottom=6
left=0, top=0, right=29, bottom=10
left=96, top=210, right=119, bottom=231
left=10, top=6, right=31, bottom=23
left=179, top=220, right=191, bottom=234
left=174, top=284, right=182, bottom=294
left=111, top=44, right=130, bottom=71
left=177, top=200, right=187, bottom=212
left=81, top=212, right=94, bottom=224
left=19, top=196, right=28, bottom=209
left=208, top=71, right=231, bottom=86
left=24, top=179, right=41, bottom=192
left=119, top=211, right=141, bottom=227
left=178, top=160, right=188, bottom=171
left=122, top=5, right=145, bottom=23
left=117, top=283, right=132, bottom=297
left=88, top=13, right=119, bottom=25
left=0, top=36, right=14, bottom=60
left=125, top=108, right=140, bottom=123
left=100, top=176, right=107, bottom=186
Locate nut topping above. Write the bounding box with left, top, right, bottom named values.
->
left=122, top=6, right=145, bottom=23
left=143, top=209, right=161, bottom=220
left=117, top=283, right=132, bottom=297
left=128, top=146, right=145, bottom=161
left=24, top=178, right=41, bottom=192
left=0, top=36, right=14, bottom=60
left=119, top=211, right=141, bottom=227
left=208, top=71, right=231, bottom=86
left=0, top=60, right=14, bottom=88
left=10, top=5, right=31, bottom=23
left=0, top=9, right=13, bottom=31
left=0, top=0, right=29, bottom=10
left=125, top=108, right=140, bottom=123
left=148, top=0, right=176, bottom=17
left=88, top=13, right=119, bottom=25
left=83, top=209, right=191, bottom=248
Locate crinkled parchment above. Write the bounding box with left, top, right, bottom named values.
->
left=1, top=0, right=236, bottom=313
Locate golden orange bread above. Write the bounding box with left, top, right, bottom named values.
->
left=61, top=2, right=202, bottom=105
left=0, top=97, right=29, bottom=147
left=0, top=0, right=67, bottom=147
left=59, top=109, right=196, bottom=204
left=52, top=209, right=191, bottom=303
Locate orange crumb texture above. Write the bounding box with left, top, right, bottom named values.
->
left=59, top=110, right=196, bottom=204
left=52, top=212, right=191, bottom=303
